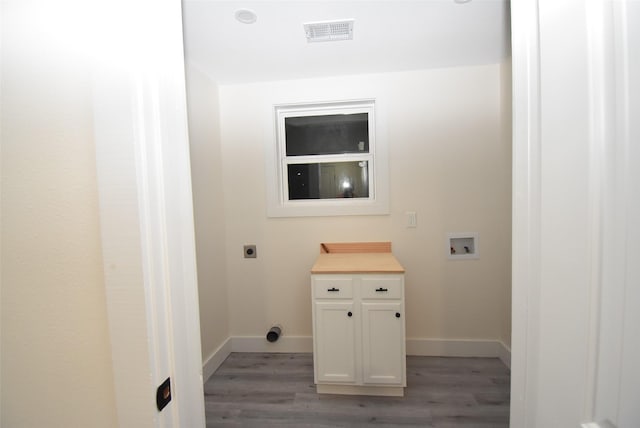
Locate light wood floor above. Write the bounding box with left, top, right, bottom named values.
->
left=204, top=353, right=510, bottom=427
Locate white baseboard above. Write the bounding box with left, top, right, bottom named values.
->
left=581, top=422, right=615, bottom=428
left=202, top=336, right=512, bottom=382
left=231, top=336, right=313, bottom=353
left=406, top=338, right=511, bottom=368
left=496, top=341, right=511, bottom=369
left=202, top=337, right=232, bottom=382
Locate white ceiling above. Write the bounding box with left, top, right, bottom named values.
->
left=182, top=0, right=511, bottom=85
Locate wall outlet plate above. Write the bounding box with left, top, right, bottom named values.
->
left=244, top=244, right=257, bottom=258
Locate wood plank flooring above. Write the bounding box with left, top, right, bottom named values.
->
left=204, top=353, right=510, bottom=427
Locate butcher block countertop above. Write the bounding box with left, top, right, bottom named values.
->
left=311, top=242, right=405, bottom=274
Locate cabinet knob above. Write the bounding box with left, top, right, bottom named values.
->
left=375, top=287, right=388, bottom=292
left=395, top=312, right=401, bottom=318
left=347, top=311, right=353, bottom=317
left=327, top=287, right=339, bottom=292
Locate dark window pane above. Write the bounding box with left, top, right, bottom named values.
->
left=287, top=161, right=369, bottom=200
left=285, top=113, right=369, bottom=156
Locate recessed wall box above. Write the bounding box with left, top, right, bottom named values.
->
left=244, top=244, right=257, bottom=258
left=447, top=233, right=479, bottom=260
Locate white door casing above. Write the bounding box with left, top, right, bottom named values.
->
left=510, top=0, right=543, bottom=424
left=93, top=0, right=205, bottom=426
left=588, top=1, right=640, bottom=426
left=511, top=1, right=640, bottom=427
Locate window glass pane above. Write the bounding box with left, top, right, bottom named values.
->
left=285, top=113, right=369, bottom=156
left=287, top=161, right=369, bottom=200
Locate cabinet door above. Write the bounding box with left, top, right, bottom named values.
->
left=361, top=302, right=405, bottom=385
left=313, top=301, right=356, bottom=383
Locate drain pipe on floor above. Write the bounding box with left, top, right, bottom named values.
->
left=266, top=325, right=282, bottom=342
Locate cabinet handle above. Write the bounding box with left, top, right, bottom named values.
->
left=347, top=311, right=353, bottom=317
left=327, top=287, right=340, bottom=292
left=395, top=312, right=401, bottom=318
left=375, top=287, right=388, bottom=292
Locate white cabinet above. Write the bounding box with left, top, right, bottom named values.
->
left=311, top=273, right=406, bottom=396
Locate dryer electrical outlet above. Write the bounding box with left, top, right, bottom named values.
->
left=244, top=245, right=257, bottom=258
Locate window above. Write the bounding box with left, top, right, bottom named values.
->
left=267, top=99, right=389, bottom=217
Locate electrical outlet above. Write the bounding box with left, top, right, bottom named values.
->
left=244, top=244, right=257, bottom=258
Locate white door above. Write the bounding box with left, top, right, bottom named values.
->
left=361, top=302, right=405, bottom=385
left=313, top=301, right=357, bottom=383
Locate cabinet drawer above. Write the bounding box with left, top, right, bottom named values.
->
left=313, top=277, right=354, bottom=299
left=361, top=277, right=403, bottom=299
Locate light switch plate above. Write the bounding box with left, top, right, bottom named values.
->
left=406, top=211, right=417, bottom=228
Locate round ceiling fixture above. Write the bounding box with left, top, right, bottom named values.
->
left=235, top=9, right=257, bottom=24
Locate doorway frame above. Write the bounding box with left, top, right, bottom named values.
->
left=95, top=0, right=638, bottom=426
left=93, top=0, right=206, bottom=425
left=509, top=1, right=542, bottom=425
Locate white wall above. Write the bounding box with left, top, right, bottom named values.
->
left=186, top=62, right=231, bottom=362
left=215, top=65, right=512, bottom=344
left=1, top=2, right=117, bottom=425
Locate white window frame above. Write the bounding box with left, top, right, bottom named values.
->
left=266, top=99, right=389, bottom=217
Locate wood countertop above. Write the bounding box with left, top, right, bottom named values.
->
left=311, top=252, right=405, bottom=274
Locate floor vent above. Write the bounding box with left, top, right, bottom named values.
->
left=304, top=19, right=354, bottom=43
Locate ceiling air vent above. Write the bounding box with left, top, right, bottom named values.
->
left=303, top=19, right=354, bottom=43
